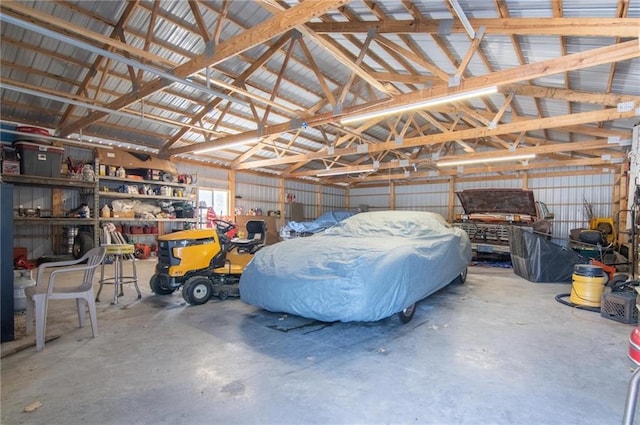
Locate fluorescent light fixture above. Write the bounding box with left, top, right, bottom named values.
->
left=437, top=153, right=536, bottom=167
left=193, top=137, right=261, bottom=154
left=317, top=167, right=376, bottom=177
left=341, top=86, right=497, bottom=124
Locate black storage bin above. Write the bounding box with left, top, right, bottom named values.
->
left=15, top=141, right=63, bottom=177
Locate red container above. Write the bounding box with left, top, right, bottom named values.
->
left=134, top=244, right=151, bottom=259
left=629, top=327, right=640, bottom=366
left=16, top=126, right=50, bottom=137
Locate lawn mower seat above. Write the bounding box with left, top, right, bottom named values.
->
left=578, top=229, right=609, bottom=246
left=232, top=220, right=266, bottom=253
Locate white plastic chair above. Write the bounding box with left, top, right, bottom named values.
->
left=25, top=247, right=106, bottom=351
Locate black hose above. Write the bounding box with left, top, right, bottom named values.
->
left=554, top=293, right=601, bottom=312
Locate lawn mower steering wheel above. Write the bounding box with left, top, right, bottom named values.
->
left=211, top=219, right=236, bottom=236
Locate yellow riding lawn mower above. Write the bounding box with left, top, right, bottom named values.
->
left=150, top=219, right=266, bottom=305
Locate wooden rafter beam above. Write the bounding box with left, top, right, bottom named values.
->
left=212, top=1, right=230, bottom=44
left=53, top=0, right=349, bottom=136
left=57, top=0, right=139, bottom=128
left=374, top=35, right=450, bottom=82
left=337, top=30, right=376, bottom=104
left=298, top=38, right=336, bottom=105
left=261, top=35, right=298, bottom=127
left=504, top=85, right=640, bottom=106
left=258, top=0, right=394, bottom=96
left=158, top=32, right=293, bottom=154
left=188, top=0, right=210, bottom=43
left=305, top=18, right=640, bottom=37
left=1, top=1, right=174, bottom=68
left=354, top=157, right=616, bottom=183
left=369, top=72, right=434, bottom=85
left=346, top=2, right=421, bottom=93
left=136, top=0, right=159, bottom=81
left=233, top=107, right=637, bottom=169
left=199, top=38, right=639, bottom=162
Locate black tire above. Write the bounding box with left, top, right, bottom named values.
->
left=72, top=231, right=94, bottom=259
left=218, top=289, right=230, bottom=300
left=182, top=276, right=213, bottom=305
left=459, top=267, right=468, bottom=284
left=149, top=274, right=176, bottom=295
left=398, top=303, right=416, bottom=324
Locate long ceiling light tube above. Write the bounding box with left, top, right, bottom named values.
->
left=340, top=86, right=498, bottom=124
left=193, top=137, right=262, bottom=154
left=0, top=14, right=244, bottom=106
left=436, top=153, right=536, bottom=167
left=317, top=167, right=376, bottom=177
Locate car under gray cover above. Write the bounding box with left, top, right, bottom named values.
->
left=240, top=210, right=471, bottom=322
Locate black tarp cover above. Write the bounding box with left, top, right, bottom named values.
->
left=509, top=226, right=588, bottom=283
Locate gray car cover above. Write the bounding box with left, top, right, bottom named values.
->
left=240, top=211, right=472, bottom=322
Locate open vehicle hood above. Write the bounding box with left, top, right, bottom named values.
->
left=456, top=189, right=538, bottom=217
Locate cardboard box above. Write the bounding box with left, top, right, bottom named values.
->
left=2, top=160, right=20, bottom=175
left=15, top=141, right=63, bottom=177
left=112, top=211, right=135, bottom=218
left=2, top=145, right=18, bottom=161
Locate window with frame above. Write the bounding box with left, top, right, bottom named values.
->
left=198, top=188, right=230, bottom=225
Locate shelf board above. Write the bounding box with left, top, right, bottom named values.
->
left=12, top=217, right=94, bottom=224
left=2, top=174, right=96, bottom=189
left=98, top=191, right=194, bottom=201
left=99, top=192, right=194, bottom=202
left=98, top=175, right=189, bottom=187
left=99, top=218, right=196, bottom=222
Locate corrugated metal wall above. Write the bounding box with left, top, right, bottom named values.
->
left=395, top=181, right=450, bottom=218
left=236, top=172, right=280, bottom=215
left=348, top=185, right=392, bottom=211
left=321, top=185, right=349, bottom=214
left=528, top=169, right=615, bottom=245
left=284, top=179, right=316, bottom=220
left=177, top=162, right=229, bottom=191
left=173, top=165, right=351, bottom=223
left=10, top=152, right=615, bottom=257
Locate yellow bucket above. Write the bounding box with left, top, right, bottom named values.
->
left=570, top=265, right=607, bottom=307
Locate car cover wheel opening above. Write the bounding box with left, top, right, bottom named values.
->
left=399, top=303, right=416, bottom=324
left=182, top=277, right=213, bottom=305
left=459, top=267, right=468, bottom=284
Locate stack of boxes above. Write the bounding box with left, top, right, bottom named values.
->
left=1, top=124, right=64, bottom=177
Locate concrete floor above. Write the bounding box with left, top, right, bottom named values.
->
left=1, top=259, right=638, bottom=425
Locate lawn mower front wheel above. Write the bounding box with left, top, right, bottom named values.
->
left=182, top=276, right=213, bottom=305
left=150, top=274, right=176, bottom=295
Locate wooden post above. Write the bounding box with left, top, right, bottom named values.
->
left=448, top=177, right=456, bottom=222
left=229, top=170, right=236, bottom=217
